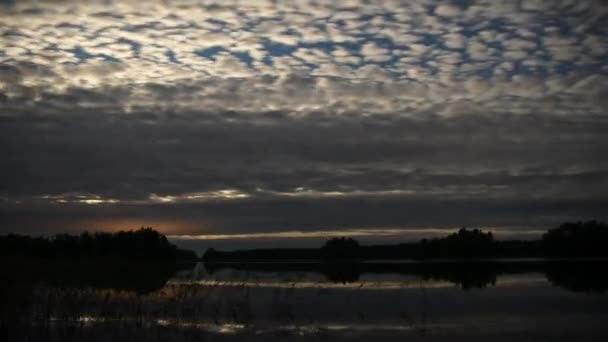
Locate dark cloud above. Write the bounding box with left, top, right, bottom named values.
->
left=1, top=110, right=606, bottom=235
left=1, top=112, right=606, bottom=196
left=1, top=0, right=606, bottom=240
left=2, top=194, right=607, bottom=237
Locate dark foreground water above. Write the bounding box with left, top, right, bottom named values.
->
left=2, top=260, right=608, bottom=341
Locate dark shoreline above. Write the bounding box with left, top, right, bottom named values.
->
left=203, top=222, right=608, bottom=261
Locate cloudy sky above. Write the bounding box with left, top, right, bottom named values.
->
left=1, top=0, right=607, bottom=249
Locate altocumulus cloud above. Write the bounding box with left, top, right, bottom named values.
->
left=0, top=0, right=607, bottom=240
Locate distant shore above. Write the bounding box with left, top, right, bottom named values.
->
left=204, top=221, right=608, bottom=261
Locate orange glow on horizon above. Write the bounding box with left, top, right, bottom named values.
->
left=53, top=218, right=206, bottom=236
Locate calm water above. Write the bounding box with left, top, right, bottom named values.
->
left=2, top=260, right=608, bottom=341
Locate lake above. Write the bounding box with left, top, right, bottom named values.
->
left=2, top=260, right=608, bottom=341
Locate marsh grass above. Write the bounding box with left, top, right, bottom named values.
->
left=4, top=260, right=608, bottom=341
left=5, top=268, right=431, bottom=341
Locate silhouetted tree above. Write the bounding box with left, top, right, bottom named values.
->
left=543, top=221, right=608, bottom=257
left=418, top=227, right=495, bottom=258
left=321, top=237, right=360, bottom=259
left=0, top=227, right=197, bottom=260
left=202, top=221, right=608, bottom=261
left=202, top=248, right=219, bottom=260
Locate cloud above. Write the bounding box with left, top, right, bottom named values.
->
left=1, top=0, right=607, bottom=236
left=435, top=4, right=463, bottom=18
left=443, top=32, right=466, bottom=49
left=1, top=0, right=605, bottom=116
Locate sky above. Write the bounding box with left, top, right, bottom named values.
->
left=1, top=0, right=607, bottom=250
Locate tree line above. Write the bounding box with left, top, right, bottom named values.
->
left=204, top=220, right=608, bottom=261
left=0, top=227, right=197, bottom=260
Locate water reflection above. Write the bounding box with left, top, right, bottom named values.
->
left=2, top=260, right=608, bottom=341
left=0, top=260, right=193, bottom=339
left=545, top=262, right=608, bottom=294
left=203, top=260, right=608, bottom=292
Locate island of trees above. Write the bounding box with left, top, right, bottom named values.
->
left=204, top=220, right=608, bottom=261
left=1, top=228, right=198, bottom=294
left=0, top=227, right=197, bottom=261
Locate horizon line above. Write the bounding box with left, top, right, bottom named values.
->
left=167, top=227, right=547, bottom=241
